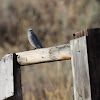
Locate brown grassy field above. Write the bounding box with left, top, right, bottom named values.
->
left=0, top=0, right=100, bottom=100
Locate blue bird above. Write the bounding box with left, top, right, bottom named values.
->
left=28, top=28, right=43, bottom=49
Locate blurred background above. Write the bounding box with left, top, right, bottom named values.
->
left=0, top=0, right=100, bottom=100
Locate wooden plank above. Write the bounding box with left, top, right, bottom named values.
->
left=70, top=36, right=91, bottom=100
left=87, top=28, right=100, bottom=100
left=16, top=44, right=71, bottom=65
left=0, top=54, right=14, bottom=100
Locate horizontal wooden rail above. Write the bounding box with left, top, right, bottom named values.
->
left=16, top=44, right=71, bottom=65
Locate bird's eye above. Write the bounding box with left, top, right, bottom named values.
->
left=29, top=30, right=32, bottom=32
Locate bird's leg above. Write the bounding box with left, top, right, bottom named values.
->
left=33, top=48, right=36, bottom=50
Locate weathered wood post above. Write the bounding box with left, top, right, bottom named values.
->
left=71, top=28, right=100, bottom=100
left=0, top=54, right=22, bottom=100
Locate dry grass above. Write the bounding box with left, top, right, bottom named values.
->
left=21, top=61, right=72, bottom=100
left=0, top=0, right=100, bottom=100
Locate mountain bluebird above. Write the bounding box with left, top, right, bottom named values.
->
left=28, top=28, right=43, bottom=49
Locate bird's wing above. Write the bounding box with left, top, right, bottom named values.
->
left=32, top=32, right=43, bottom=48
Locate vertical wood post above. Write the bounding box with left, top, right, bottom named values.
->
left=0, top=54, right=22, bottom=100
left=6, top=54, right=23, bottom=100
left=70, top=36, right=91, bottom=100
left=0, top=54, right=14, bottom=100
left=70, top=28, right=100, bottom=100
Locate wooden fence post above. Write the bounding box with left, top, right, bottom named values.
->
left=6, top=54, right=23, bottom=100
left=0, top=54, right=14, bottom=100
left=0, top=54, right=22, bottom=100
left=71, top=28, right=100, bottom=100
left=70, top=36, right=92, bottom=100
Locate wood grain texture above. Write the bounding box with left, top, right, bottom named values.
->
left=16, top=44, right=71, bottom=65
left=70, top=36, right=91, bottom=100
left=0, top=54, right=14, bottom=100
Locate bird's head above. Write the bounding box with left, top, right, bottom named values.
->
left=28, top=28, right=33, bottom=32
left=28, top=28, right=33, bottom=35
